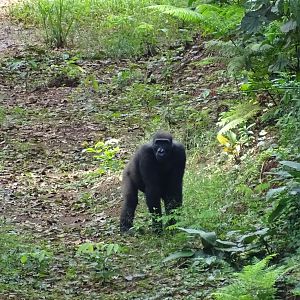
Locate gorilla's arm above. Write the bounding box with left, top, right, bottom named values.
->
left=164, top=142, right=186, bottom=214
left=139, top=145, right=163, bottom=230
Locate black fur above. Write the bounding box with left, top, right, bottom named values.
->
left=120, top=132, right=186, bottom=232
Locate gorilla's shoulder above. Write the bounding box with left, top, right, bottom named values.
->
left=173, top=141, right=185, bottom=153
left=138, top=143, right=152, bottom=153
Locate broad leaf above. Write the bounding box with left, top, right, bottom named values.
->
left=215, top=246, right=245, bottom=253
left=268, top=196, right=289, bottom=222
left=265, top=170, right=292, bottom=178
left=178, top=227, right=207, bottom=235
left=200, top=232, right=217, bottom=249
left=266, top=187, right=286, bottom=200
left=279, top=160, right=300, bottom=171
left=216, top=239, right=237, bottom=248
left=20, top=255, right=28, bottom=264
left=217, top=134, right=229, bottom=146
left=280, top=20, right=297, bottom=33
left=237, top=228, right=269, bottom=244
left=163, top=250, right=194, bottom=263
left=269, top=55, right=290, bottom=72
left=179, top=228, right=217, bottom=247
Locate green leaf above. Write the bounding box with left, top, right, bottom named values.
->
left=241, top=11, right=265, bottom=33
left=280, top=20, right=297, bottom=33
left=240, top=83, right=251, bottom=91
left=266, top=187, right=287, bottom=200
left=179, top=227, right=217, bottom=247
left=216, top=239, right=237, bottom=248
left=268, top=196, right=289, bottom=222
left=237, top=228, right=269, bottom=244
left=20, top=254, right=28, bottom=264
left=201, top=232, right=217, bottom=248
left=148, top=5, right=202, bottom=23
left=178, top=227, right=207, bottom=235
left=77, top=242, right=94, bottom=254
left=104, top=243, right=119, bottom=256
left=265, top=170, right=293, bottom=178
left=216, top=246, right=245, bottom=252
left=279, top=160, right=300, bottom=171
left=163, top=250, right=194, bottom=263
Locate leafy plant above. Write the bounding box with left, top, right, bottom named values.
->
left=84, top=139, right=123, bottom=173
left=212, top=255, right=284, bottom=300
left=217, top=100, right=260, bottom=135
left=122, top=83, right=165, bottom=112
left=112, top=68, right=144, bottom=89
left=11, top=0, right=193, bottom=58
left=163, top=227, right=269, bottom=263
left=217, top=131, right=241, bottom=157
left=36, top=0, right=77, bottom=47
left=148, top=5, right=202, bottom=23
left=216, top=100, right=260, bottom=158
left=240, top=0, right=300, bottom=75
left=149, top=3, right=244, bottom=37
left=75, top=242, right=122, bottom=282
left=20, top=249, right=53, bottom=276
left=266, top=160, right=300, bottom=250
left=72, top=192, right=95, bottom=210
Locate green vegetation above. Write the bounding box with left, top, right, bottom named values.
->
left=0, top=0, right=299, bottom=298
left=213, top=256, right=285, bottom=300
left=10, top=0, right=191, bottom=57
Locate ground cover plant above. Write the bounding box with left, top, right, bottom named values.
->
left=0, top=0, right=299, bottom=299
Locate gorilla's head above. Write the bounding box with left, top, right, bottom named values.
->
left=152, top=132, right=173, bottom=162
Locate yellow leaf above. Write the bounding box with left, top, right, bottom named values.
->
left=217, top=134, right=229, bottom=145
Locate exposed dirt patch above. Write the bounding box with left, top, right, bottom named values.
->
left=0, top=0, right=40, bottom=56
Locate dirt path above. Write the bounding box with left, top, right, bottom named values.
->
left=0, top=1, right=122, bottom=244
left=0, top=0, right=28, bottom=54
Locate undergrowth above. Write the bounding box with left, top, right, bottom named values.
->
left=10, top=0, right=192, bottom=57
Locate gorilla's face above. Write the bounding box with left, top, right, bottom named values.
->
left=152, top=138, right=173, bottom=162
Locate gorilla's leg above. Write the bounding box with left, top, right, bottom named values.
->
left=145, top=188, right=162, bottom=232
left=163, top=186, right=182, bottom=228
left=120, top=177, right=138, bottom=232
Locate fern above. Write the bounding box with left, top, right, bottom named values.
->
left=148, top=5, right=202, bottom=23
left=213, top=256, right=285, bottom=300
left=218, top=100, right=260, bottom=135
left=196, top=4, right=244, bottom=37
left=148, top=3, right=244, bottom=36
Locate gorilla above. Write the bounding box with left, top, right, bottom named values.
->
left=120, top=132, right=186, bottom=232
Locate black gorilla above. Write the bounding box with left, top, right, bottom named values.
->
left=120, top=132, right=186, bottom=232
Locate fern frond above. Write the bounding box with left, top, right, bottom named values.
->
left=218, top=100, right=260, bottom=134
left=196, top=4, right=222, bottom=14
left=213, top=255, right=285, bottom=300
left=148, top=5, right=202, bottom=23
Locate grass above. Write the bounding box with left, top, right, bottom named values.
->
left=178, top=154, right=264, bottom=235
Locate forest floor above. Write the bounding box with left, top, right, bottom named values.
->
left=0, top=2, right=241, bottom=299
